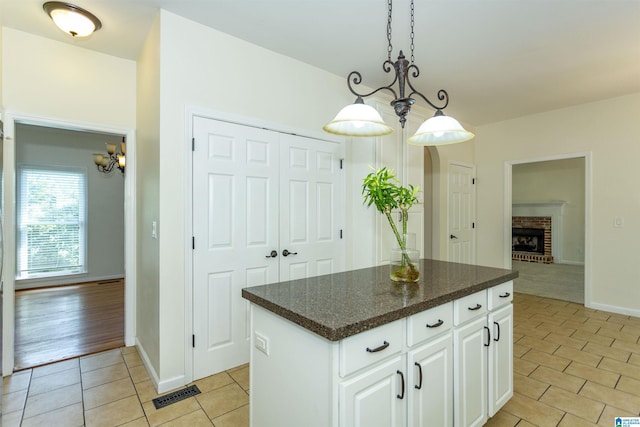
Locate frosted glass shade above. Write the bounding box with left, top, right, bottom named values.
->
left=44, top=2, right=102, bottom=37
left=323, top=102, right=393, bottom=137
left=408, top=111, right=475, bottom=146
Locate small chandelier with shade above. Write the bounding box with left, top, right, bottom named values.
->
left=323, top=0, right=474, bottom=146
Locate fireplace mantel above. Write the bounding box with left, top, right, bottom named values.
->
left=512, top=201, right=566, bottom=263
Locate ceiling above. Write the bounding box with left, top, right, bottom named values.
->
left=1, top=0, right=639, bottom=126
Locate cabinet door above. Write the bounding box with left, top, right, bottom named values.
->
left=340, top=356, right=406, bottom=427
left=488, top=304, right=513, bottom=416
left=453, top=316, right=488, bottom=427
left=408, top=333, right=453, bottom=427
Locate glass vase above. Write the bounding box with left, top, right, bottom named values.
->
left=390, top=247, right=420, bottom=282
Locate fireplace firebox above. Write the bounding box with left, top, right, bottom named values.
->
left=512, top=228, right=544, bottom=253
left=512, top=216, right=553, bottom=263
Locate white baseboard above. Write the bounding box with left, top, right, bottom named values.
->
left=135, top=338, right=186, bottom=394
left=16, top=274, right=124, bottom=290
left=555, top=260, right=585, bottom=266
left=587, top=302, right=640, bottom=318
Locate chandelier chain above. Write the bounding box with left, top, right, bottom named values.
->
left=409, top=0, right=415, bottom=64
left=387, top=0, right=393, bottom=62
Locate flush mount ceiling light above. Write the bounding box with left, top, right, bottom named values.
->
left=43, top=1, right=102, bottom=37
left=323, top=0, right=474, bottom=146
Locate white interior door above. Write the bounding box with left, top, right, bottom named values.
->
left=449, top=163, right=475, bottom=264
left=279, top=134, right=344, bottom=280
left=192, top=117, right=280, bottom=378
left=192, top=117, right=345, bottom=380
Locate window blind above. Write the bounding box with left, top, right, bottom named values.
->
left=16, top=164, right=87, bottom=279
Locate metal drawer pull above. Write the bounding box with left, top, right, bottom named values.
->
left=484, top=326, right=491, bottom=347
left=468, top=303, right=482, bottom=311
left=396, top=370, right=405, bottom=399
left=414, top=362, right=423, bottom=390
left=494, top=321, right=501, bottom=341
left=426, top=319, right=444, bottom=328
left=366, top=341, right=390, bottom=353
left=499, top=292, right=511, bottom=298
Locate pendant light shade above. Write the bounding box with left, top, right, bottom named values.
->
left=408, top=110, right=475, bottom=146
left=323, top=98, right=394, bottom=137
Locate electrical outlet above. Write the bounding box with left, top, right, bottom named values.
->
left=152, top=221, right=158, bottom=239
left=255, top=332, right=269, bottom=356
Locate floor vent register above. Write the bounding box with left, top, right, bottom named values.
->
left=152, top=385, right=202, bottom=409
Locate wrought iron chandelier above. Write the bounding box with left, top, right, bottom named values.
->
left=92, top=137, right=125, bottom=174
left=323, top=0, right=474, bottom=145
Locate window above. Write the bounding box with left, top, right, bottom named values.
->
left=17, top=164, right=87, bottom=279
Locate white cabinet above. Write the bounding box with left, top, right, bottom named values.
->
left=453, top=282, right=514, bottom=427
left=488, top=304, right=513, bottom=415
left=340, top=356, right=406, bottom=427
left=453, top=315, right=489, bottom=427
left=248, top=281, right=512, bottom=427
left=488, top=281, right=514, bottom=416
left=408, top=333, right=453, bottom=427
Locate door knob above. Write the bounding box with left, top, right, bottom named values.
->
left=265, top=250, right=278, bottom=258
left=282, top=249, right=298, bottom=257
left=450, top=234, right=458, bottom=239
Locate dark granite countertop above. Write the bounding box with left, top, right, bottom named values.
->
left=242, top=259, right=518, bottom=341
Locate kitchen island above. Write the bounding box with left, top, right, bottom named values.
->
left=242, top=259, right=518, bottom=427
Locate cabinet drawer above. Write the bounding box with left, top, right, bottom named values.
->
left=339, top=319, right=403, bottom=377
left=453, top=290, right=487, bottom=325
left=407, top=302, right=453, bottom=347
left=488, top=281, right=513, bottom=310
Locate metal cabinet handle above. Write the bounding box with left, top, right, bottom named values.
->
left=366, top=341, right=389, bottom=353
left=414, top=362, right=423, bottom=390
left=426, top=319, right=444, bottom=328
left=493, top=321, right=500, bottom=342
left=265, top=250, right=278, bottom=258
left=484, top=326, right=491, bottom=347
left=282, top=249, right=298, bottom=257
left=396, top=370, right=405, bottom=399
left=468, top=303, right=482, bottom=311
left=499, top=292, right=511, bottom=298
left=450, top=234, right=458, bottom=239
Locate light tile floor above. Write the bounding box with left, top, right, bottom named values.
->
left=2, top=347, right=249, bottom=426
left=488, top=293, right=640, bottom=426
left=2, top=293, right=639, bottom=426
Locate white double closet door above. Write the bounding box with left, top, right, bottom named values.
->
left=192, top=117, right=345, bottom=379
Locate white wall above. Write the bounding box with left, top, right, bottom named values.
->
left=15, top=124, right=125, bottom=288
left=513, top=158, right=585, bottom=264
left=153, top=10, right=354, bottom=388
left=2, top=29, right=135, bottom=128
left=476, top=93, right=640, bottom=315
left=0, top=26, right=3, bottom=111
left=135, top=15, right=161, bottom=375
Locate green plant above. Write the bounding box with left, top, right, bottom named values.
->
left=362, top=166, right=420, bottom=280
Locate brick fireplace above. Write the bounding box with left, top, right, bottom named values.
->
left=512, top=216, right=553, bottom=263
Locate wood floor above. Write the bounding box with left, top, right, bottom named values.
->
left=14, top=279, right=124, bottom=371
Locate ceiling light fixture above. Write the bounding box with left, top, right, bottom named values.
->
left=93, top=137, right=125, bottom=174
left=43, top=1, right=102, bottom=37
left=323, top=0, right=474, bottom=146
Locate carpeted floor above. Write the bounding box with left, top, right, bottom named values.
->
left=512, top=261, right=585, bottom=304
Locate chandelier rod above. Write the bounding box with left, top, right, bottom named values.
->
left=344, top=0, right=450, bottom=128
